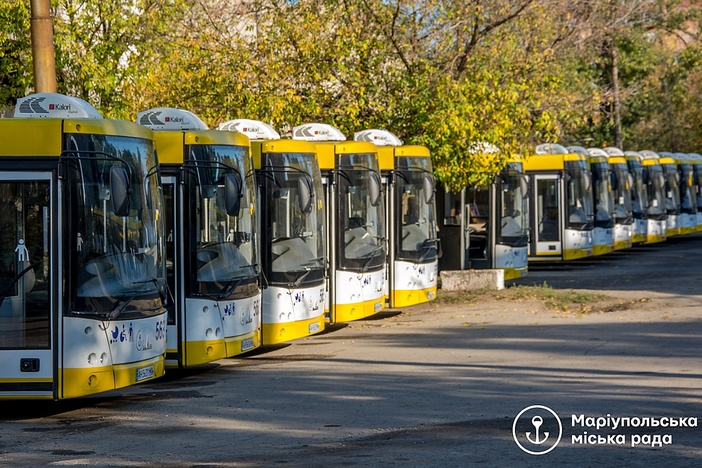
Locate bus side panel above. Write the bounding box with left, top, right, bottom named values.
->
left=0, top=349, right=54, bottom=399
left=333, top=269, right=385, bottom=323
left=592, top=227, right=614, bottom=256
left=645, top=219, right=667, bottom=244
left=61, top=314, right=167, bottom=398
left=563, top=229, right=593, bottom=260
left=494, top=245, right=528, bottom=280
left=182, top=297, right=227, bottom=367
left=632, top=219, right=647, bottom=244
left=61, top=317, right=116, bottom=398
left=262, top=283, right=326, bottom=345
left=222, top=293, right=262, bottom=357
left=392, top=260, right=438, bottom=308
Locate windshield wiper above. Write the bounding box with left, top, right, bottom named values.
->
left=215, top=264, right=261, bottom=300
left=108, top=280, right=162, bottom=319
left=360, top=245, right=386, bottom=273
left=109, top=291, right=141, bottom=320
left=289, top=258, right=325, bottom=288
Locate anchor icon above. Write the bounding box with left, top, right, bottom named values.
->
left=525, top=416, right=549, bottom=444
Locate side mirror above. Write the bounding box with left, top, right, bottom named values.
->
left=298, top=176, right=314, bottom=214
left=581, top=171, right=591, bottom=191
left=110, top=166, right=130, bottom=217
left=224, top=173, right=242, bottom=216
left=423, top=174, right=435, bottom=204
left=369, top=172, right=381, bottom=207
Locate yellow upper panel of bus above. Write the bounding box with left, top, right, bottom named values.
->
left=312, top=140, right=379, bottom=170
left=154, top=129, right=250, bottom=165
left=374, top=145, right=432, bottom=171
left=249, top=139, right=317, bottom=169
left=0, top=118, right=153, bottom=158
left=522, top=152, right=586, bottom=171
left=607, top=155, right=627, bottom=165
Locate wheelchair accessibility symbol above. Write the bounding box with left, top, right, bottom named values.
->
left=512, top=405, right=562, bottom=455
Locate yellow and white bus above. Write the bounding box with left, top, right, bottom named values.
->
left=623, top=151, right=666, bottom=244
left=567, top=147, right=614, bottom=256
left=523, top=144, right=594, bottom=261
left=354, top=130, right=439, bottom=308
left=138, top=108, right=261, bottom=368
left=686, top=153, right=702, bottom=231
left=292, top=124, right=386, bottom=324
left=663, top=152, right=697, bottom=236
left=219, top=120, right=326, bottom=345
left=641, top=150, right=681, bottom=238
left=0, top=93, right=168, bottom=399
left=600, top=147, right=634, bottom=250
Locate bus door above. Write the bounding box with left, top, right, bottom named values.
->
left=466, top=187, right=491, bottom=269
left=321, top=174, right=334, bottom=318
left=438, top=188, right=468, bottom=270
left=0, top=173, right=54, bottom=397
left=161, top=175, right=182, bottom=365
left=530, top=174, right=562, bottom=258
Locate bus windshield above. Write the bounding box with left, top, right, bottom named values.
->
left=564, top=160, right=594, bottom=230
left=611, top=164, right=633, bottom=224
left=646, top=165, right=667, bottom=219
left=186, top=144, right=259, bottom=300
left=694, top=164, right=702, bottom=213
left=67, top=133, right=167, bottom=319
left=661, top=163, right=681, bottom=215
left=591, top=161, right=614, bottom=228
left=396, top=156, right=438, bottom=263
left=678, top=163, right=697, bottom=215
left=337, top=153, right=385, bottom=272
left=262, top=152, right=326, bottom=287
left=497, top=163, right=528, bottom=247
left=627, top=159, right=648, bottom=219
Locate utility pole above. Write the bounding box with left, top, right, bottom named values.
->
left=30, top=0, right=57, bottom=93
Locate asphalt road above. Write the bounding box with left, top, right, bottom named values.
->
left=1, top=234, right=702, bottom=467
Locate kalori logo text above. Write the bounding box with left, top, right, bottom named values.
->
left=49, top=103, right=71, bottom=111
left=512, top=405, right=563, bottom=455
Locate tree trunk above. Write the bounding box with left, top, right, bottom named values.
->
left=610, top=38, right=623, bottom=148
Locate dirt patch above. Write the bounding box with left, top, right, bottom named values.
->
left=433, top=286, right=657, bottom=316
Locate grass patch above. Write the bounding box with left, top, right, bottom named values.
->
left=506, top=282, right=608, bottom=312
left=434, top=287, right=494, bottom=304
left=438, top=282, right=610, bottom=314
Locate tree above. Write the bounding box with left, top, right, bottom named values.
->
left=559, top=0, right=702, bottom=151
left=0, top=1, right=32, bottom=110
left=52, top=0, right=188, bottom=118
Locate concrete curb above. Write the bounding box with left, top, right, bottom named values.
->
left=439, top=269, right=505, bottom=291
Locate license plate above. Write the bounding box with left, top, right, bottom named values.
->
left=241, top=338, right=254, bottom=352
left=309, top=322, right=320, bottom=333
left=136, top=365, right=154, bottom=382
left=374, top=302, right=383, bottom=312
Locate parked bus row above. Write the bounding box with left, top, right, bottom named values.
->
left=437, top=143, right=702, bottom=277
left=0, top=93, right=439, bottom=400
